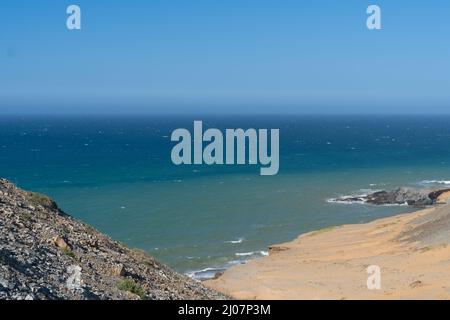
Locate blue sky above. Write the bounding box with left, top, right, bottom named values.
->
left=1, top=0, right=449, bottom=114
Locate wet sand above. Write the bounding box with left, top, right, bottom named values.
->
left=205, top=199, right=450, bottom=300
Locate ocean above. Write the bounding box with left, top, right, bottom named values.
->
left=1, top=114, right=450, bottom=279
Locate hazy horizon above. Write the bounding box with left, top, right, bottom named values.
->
left=1, top=0, right=450, bottom=114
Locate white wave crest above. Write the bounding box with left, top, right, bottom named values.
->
left=225, top=238, right=244, bottom=244
left=235, top=252, right=255, bottom=256
left=422, top=180, right=450, bottom=185
left=327, top=189, right=382, bottom=205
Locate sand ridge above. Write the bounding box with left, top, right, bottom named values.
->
left=205, top=201, right=450, bottom=300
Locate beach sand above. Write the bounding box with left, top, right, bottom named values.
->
left=205, top=198, right=450, bottom=300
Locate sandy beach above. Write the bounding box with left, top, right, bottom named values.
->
left=205, top=195, right=450, bottom=300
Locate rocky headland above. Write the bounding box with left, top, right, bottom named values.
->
left=329, top=187, right=450, bottom=206
left=0, top=179, right=227, bottom=300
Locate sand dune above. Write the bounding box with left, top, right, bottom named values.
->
left=206, top=200, right=450, bottom=300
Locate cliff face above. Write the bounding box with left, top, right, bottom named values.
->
left=0, top=179, right=226, bottom=300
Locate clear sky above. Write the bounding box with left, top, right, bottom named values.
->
left=1, top=0, right=449, bottom=114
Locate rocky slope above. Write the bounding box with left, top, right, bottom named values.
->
left=0, top=179, right=227, bottom=300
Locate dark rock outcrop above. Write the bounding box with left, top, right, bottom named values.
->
left=0, top=179, right=227, bottom=300
left=331, top=187, right=450, bottom=207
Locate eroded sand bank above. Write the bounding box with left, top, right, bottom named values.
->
left=205, top=200, right=450, bottom=300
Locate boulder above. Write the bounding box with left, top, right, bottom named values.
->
left=53, top=236, right=70, bottom=250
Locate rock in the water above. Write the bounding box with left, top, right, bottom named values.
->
left=331, top=187, right=450, bottom=207
left=367, top=188, right=434, bottom=206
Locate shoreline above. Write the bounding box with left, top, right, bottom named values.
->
left=205, top=195, right=450, bottom=299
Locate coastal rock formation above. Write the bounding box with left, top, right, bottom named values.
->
left=0, top=179, right=227, bottom=300
left=330, top=187, right=450, bottom=206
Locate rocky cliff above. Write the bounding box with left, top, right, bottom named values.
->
left=0, top=179, right=227, bottom=300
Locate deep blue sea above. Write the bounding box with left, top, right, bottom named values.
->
left=2, top=115, right=450, bottom=279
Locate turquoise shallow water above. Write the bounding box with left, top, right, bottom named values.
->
left=2, top=115, right=450, bottom=278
